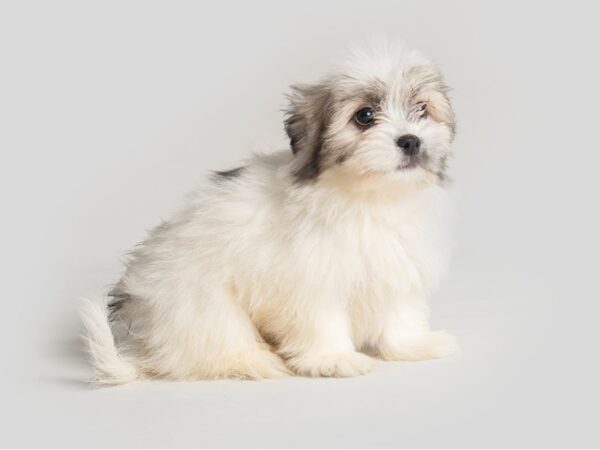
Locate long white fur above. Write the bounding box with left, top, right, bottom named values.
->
left=81, top=42, right=459, bottom=384
left=79, top=295, right=138, bottom=385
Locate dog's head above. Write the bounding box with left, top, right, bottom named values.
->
left=285, top=43, right=455, bottom=189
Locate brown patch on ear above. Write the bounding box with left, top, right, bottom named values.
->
left=417, top=89, right=456, bottom=137
left=284, top=83, right=333, bottom=180
left=405, top=64, right=456, bottom=139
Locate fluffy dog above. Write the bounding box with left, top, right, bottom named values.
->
left=81, top=43, right=459, bottom=384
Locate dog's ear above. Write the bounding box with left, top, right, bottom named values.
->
left=422, top=87, right=456, bottom=140
left=408, top=64, right=456, bottom=140
left=284, top=83, right=332, bottom=156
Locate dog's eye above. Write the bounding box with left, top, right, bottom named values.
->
left=414, top=102, right=428, bottom=119
left=355, top=107, right=375, bottom=127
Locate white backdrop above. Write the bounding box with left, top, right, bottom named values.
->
left=1, top=0, right=599, bottom=447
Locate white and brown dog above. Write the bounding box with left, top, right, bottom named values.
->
left=81, top=42, right=459, bottom=384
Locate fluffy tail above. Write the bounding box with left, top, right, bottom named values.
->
left=80, top=294, right=139, bottom=386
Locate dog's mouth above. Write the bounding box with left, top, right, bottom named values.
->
left=397, top=158, right=421, bottom=171
left=396, top=152, right=429, bottom=171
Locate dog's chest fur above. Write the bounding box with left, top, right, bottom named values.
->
left=217, top=164, right=450, bottom=336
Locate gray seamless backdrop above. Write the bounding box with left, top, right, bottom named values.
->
left=1, top=0, right=599, bottom=448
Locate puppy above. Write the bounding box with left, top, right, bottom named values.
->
left=81, top=43, right=459, bottom=384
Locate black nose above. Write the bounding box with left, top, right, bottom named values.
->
left=396, top=134, right=421, bottom=156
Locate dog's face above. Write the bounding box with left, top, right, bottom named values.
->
left=285, top=47, right=455, bottom=188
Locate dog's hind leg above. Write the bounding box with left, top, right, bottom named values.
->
left=128, top=283, right=291, bottom=381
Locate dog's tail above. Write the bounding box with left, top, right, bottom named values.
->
left=80, top=294, right=139, bottom=385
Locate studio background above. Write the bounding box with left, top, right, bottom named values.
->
left=1, top=0, right=599, bottom=447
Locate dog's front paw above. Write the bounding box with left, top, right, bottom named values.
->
left=378, top=330, right=460, bottom=361
left=286, top=351, right=375, bottom=377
